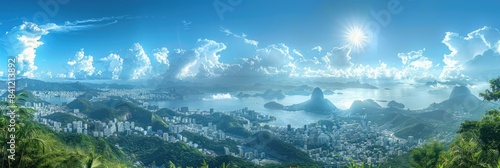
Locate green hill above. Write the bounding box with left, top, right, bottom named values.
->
left=246, top=131, right=318, bottom=166
left=107, top=135, right=204, bottom=167
left=180, top=131, right=239, bottom=155
left=155, top=108, right=177, bottom=118
left=190, top=113, right=251, bottom=137
left=0, top=113, right=130, bottom=167
left=67, top=98, right=93, bottom=113
left=42, top=112, right=85, bottom=125
left=67, top=97, right=168, bottom=131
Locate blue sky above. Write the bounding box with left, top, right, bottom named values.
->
left=1, top=0, right=500, bottom=83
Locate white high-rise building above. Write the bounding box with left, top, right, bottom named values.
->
left=117, top=122, right=124, bottom=132
left=163, top=133, right=169, bottom=141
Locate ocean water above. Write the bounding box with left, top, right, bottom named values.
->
left=149, top=84, right=456, bottom=127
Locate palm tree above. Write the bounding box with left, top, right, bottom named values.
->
left=200, top=159, right=208, bottom=168
left=0, top=92, right=39, bottom=167
left=221, top=162, right=230, bottom=168
left=3, top=92, right=49, bottom=167
left=84, top=152, right=102, bottom=168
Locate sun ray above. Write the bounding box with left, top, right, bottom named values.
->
left=345, top=26, right=368, bottom=51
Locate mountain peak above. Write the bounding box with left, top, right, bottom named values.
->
left=449, top=85, right=472, bottom=99
left=311, top=87, right=324, bottom=101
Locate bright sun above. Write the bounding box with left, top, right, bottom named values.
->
left=345, top=26, right=367, bottom=50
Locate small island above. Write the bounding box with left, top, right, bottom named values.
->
left=264, top=101, right=284, bottom=110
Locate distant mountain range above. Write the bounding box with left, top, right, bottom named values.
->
left=0, top=78, right=98, bottom=92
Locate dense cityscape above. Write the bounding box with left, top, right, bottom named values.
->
left=2, top=87, right=423, bottom=167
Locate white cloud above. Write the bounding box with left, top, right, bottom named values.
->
left=65, top=49, right=95, bottom=79
left=296, top=56, right=321, bottom=68
left=174, top=48, right=186, bottom=54
left=0, top=71, right=4, bottom=77
left=188, top=39, right=229, bottom=78
left=45, top=71, right=52, bottom=78
left=409, top=57, right=433, bottom=70
left=234, top=43, right=298, bottom=78
left=162, top=39, right=233, bottom=80
left=440, top=26, right=500, bottom=80
left=292, top=49, right=303, bottom=57
left=311, top=46, right=322, bottom=52
left=1, top=22, right=48, bottom=78
left=42, top=16, right=119, bottom=32
left=322, top=46, right=353, bottom=70
left=255, top=43, right=294, bottom=67
left=100, top=53, right=123, bottom=80
left=497, top=41, right=500, bottom=54
left=56, top=73, right=67, bottom=78
left=398, top=49, right=433, bottom=70
left=153, top=47, right=170, bottom=65
left=123, top=43, right=153, bottom=80
left=152, top=47, right=170, bottom=76
left=392, top=49, right=437, bottom=81
left=220, top=27, right=259, bottom=47
left=0, top=19, right=119, bottom=79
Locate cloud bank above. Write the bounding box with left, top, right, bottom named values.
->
left=3, top=20, right=500, bottom=84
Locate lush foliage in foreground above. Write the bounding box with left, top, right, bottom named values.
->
left=0, top=93, right=130, bottom=168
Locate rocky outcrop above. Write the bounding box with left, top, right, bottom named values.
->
left=284, top=87, right=337, bottom=114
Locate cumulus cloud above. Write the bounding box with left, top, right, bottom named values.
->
left=242, top=43, right=296, bottom=77
left=0, top=18, right=118, bottom=79
left=153, top=47, right=170, bottom=65
left=65, top=49, right=96, bottom=79
left=100, top=53, right=123, bottom=80
left=151, top=47, right=170, bottom=76
left=322, top=46, right=354, bottom=70
left=161, top=39, right=237, bottom=80
left=393, top=49, right=436, bottom=81
left=398, top=49, right=433, bottom=70
left=440, top=26, right=500, bottom=80
left=220, top=27, right=259, bottom=47
left=121, top=43, right=153, bottom=80
left=1, top=22, right=48, bottom=78
left=227, top=43, right=303, bottom=79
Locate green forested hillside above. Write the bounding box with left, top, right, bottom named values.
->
left=0, top=94, right=130, bottom=168
left=67, top=97, right=168, bottom=131
left=378, top=77, right=500, bottom=168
